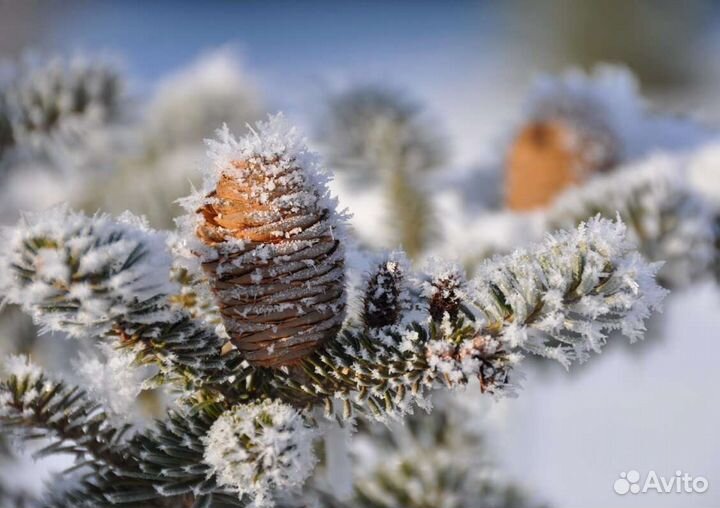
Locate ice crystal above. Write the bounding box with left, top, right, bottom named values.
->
left=73, top=342, right=149, bottom=422
left=203, top=399, right=318, bottom=507
left=548, top=153, right=717, bottom=286
left=0, top=205, right=176, bottom=336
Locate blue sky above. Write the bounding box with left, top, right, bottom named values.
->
left=36, top=1, right=720, bottom=164
left=40, top=1, right=512, bottom=163
left=46, top=2, right=497, bottom=87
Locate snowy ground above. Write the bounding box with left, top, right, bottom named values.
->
left=482, top=282, right=720, bottom=508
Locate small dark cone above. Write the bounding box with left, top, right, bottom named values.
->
left=427, top=270, right=464, bottom=322
left=196, top=152, right=345, bottom=368
left=362, top=256, right=408, bottom=329
left=466, top=336, right=512, bottom=394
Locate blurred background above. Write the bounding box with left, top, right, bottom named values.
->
left=1, top=2, right=720, bottom=508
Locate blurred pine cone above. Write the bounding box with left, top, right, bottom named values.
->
left=506, top=86, right=620, bottom=211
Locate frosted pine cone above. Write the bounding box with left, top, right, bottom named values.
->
left=186, top=115, right=346, bottom=367
left=362, top=253, right=411, bottom=329
left=422, top=259, right=466, bottom=322
left=506, top=83, right=620, bottom=211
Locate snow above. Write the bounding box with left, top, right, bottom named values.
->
left=72, top=342, right=150, bottom=424
left=202, top=399, right=318, bottom=507
left=0, top=205, right=176, bottom=337
left=484, top=281, right=720, bottom=508
left=548, top=152, right=718, bottom=287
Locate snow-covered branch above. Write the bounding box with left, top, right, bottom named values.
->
left=0, top=115, right=669, bottom=507
left=0, top=356, right=131, bottom=473
left=1, top=54, right=123, bottom=150
left=270, top=216, right=666, bottom=420
left=0, top=207, right=241, bottom=397
left=547, top=153, right=719, bottom=287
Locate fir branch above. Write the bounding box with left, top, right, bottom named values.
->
left=0, top=207, right=250, bottom=401
left=546, top=154, right=718, bottom=287
left=3, top=374, right=314, bottom=508
left=0, top=361, right=240, bottom=508
left=269, top=217, right=666, bottom=419
left=1, top=54, right=122, bottom=148
left=47, top=403, right=314, bottom=508
left=202, top=400, right=318, bottom=508
left=99, top=410, right=222, bottom=506
left=318, top=397, right=544, bottom=508
left=0, top=114, right=672, bottom=508
left=0, top=357, right=130, bottom=473
left=0, top=206, right=174, bottom=337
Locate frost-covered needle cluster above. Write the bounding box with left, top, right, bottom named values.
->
left=546, top=152, right=718, bottom=287
left=0, top=114, right=666, bottom=507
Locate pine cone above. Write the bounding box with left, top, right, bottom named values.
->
left=506, top=95, right=620, bottom=211
left=425, top=264, right=465, bottom=322
left=362, top=254, right=410, bottom=329
left=195, top=124, right=345, bottom=367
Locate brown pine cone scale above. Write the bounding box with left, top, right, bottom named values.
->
left=196, top=151, right=346, bottom=368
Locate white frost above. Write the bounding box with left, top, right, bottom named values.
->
left=203, top=399, right=318, bottom=508
left=73, top=342, right=150, bottom=423
left=0, top=205, right=177, bottom=337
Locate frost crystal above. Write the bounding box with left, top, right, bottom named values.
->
left=0, top=205, right=176, bottom=336
left=0, top=355, right=47, bottom=415
left=2, top=355, right=42, bottom=384
left=73, top=342, right=149, bottom=422
left=203, top=399, right=318, bottom=507
left=547, top=153, right=718, bottom=286
left=179, top=113, right=341, bottom=228
left=470, top=217, right=667, bottom=367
